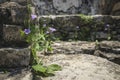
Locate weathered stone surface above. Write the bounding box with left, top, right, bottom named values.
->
left=0, top=68, right=33, bottom=80
left=32, top=0, right=100, bottom=15
left=111, top=2, right=120, bottom=15
left=0, top=0, right=27, bottom=5
left=41, top=54, right=120, bottom=80
left=0, top=47, right=30, bottom=68
left=3, top=25, right=24, bottom=42
left=0, top=2, right=28, bottom=24
left=1, top=25, right=28, bottom=47
left=0, top=7, right=11, bottom=24
left=39, top=15, right=120, bottom=41
left=49, top=41, right=95, bottom=54
left=0, top=0, right=8, bottom=4
left=0, top=24, right=3, bottom=43
left=10, top=0, right=27, bottom=5
left=94, top=41, right=120, bottom=64
left=99, top=0, right=120, bottom=15
left=99, top=41, right=120, bottom=53
left=32, top=0, right=120, bottom=15
left=44, top=41, right=120, bottom=65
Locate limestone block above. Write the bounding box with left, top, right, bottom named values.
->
left=99, top=41, right=120, bottom=51
left=111, top=2, right=120, bottom=15
left=0, top=2, right=28, bottom=24
left=32, top=0, right=100, bottom=15
left=93, top=15, right=114, bottom=24
left=10, top=0, right=27, bottom=5
left=41, top=53, right=120, bottom=80
left=0, top=7, right=11, bottom=24
left=94, top=41, right=120, bottom=64
left=0, top=47, right=30, bottom=67
left=39, top=15, right=120, bottom=41
left=0, top=68, right=33, bottom=80
left=0, top=0, right=7, bottom=4
left=95, top=32, right=108, bottom=39
left=46, top=41, right=120, bottom=65
left=3, top=25, right=24, bottom=42
left=48, top=41, right=95, bottom=54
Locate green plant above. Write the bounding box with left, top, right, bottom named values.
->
left=77, top=14, right=93, bottom=41
left=32, top=64, right=62, bottom=77
left=79, top=14, right=93, bottom=24
left=105, top=24, right=111, bottom=40
left=21, top=2, right=61, bottom=77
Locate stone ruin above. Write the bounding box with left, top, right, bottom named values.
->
left=0, top=0, right=120, bottom=80
left=32, top=0, right=120, bottom=15
left=32, top=0, right=120, bottom=41
left=0, top=0, right=32, bottom=80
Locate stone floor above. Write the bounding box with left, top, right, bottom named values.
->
left=36, top=41, right=120, bottom=80
left=0, top=68, right=32, bottom=80
left=41, top=54, right=120, bottom=80
left=0, top=41, right=119, bottom=80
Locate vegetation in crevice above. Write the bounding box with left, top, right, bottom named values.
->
left=20, top=1, right=61, bottom=77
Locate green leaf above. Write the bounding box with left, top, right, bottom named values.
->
left=32, top=64, right=47, bottom=73
left=45, top=69, right=55, bottom=77
left=47, top=64, right=62, bottom=71
left=20, top=29, right=25, bottom=37
left=34, top=43, right=40, bottom=51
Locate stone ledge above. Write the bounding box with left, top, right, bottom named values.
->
left=0, top=47, right=30, bottom=68
left=98, top=41, right=120, bottom=54
left=0, top=68, right=33, bottom=80
left=0, top=2, right=28, bottom=24
left=39, top=15, right=120, bottom=41
left=45, top=41, right=120, bottom=64
left=10, top=0, right=27, bottom=6
left=51, top=41, right=95, bottom=54
left=41, top=54, right=120, bottom=80
left=3, top=25, right=24, bottom=42
left=1, top=24, right=28, bottom=47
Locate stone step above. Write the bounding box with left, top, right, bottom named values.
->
left=40, top=54, right=120, bottom=80
left=0, top=25, right=28, bottom=47
left=98, top=41, right=120, bottom=53
left=3, top=25, right=24, bottom=42
left=0, top=46, right=30, bottom=68
left=0, top=2, right=28, bottom=24
left=0, top=68, right=33, bottom=80
left=39, top=15, right=120, bottom=41
left=43, top=41, right=120, bottom=65
left=0, top=0, right=27, bottom=4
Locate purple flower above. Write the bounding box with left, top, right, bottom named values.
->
left=46, top=31, right=50, bottom=34
left=43, top=24, right=46, bottom=27
left=24, top=29, right=31, bottom=34
left=31, top=14, right=37, bottom=20
left=106, top=24, right=110, bottom=27
left=49, top=27, right=56, bottom=32
left=105, top=24, right=110, bottom=31
left=104, top=27, right=108, bottom=31
left=76, top=26, right=79, bottom=29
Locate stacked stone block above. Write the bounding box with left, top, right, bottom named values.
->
left=0, top=1, right=33, bottom=80
left=32, top=0, right=120, bottom=15
left=0, top=0, right=30, bottom=68
left=39, top=15, right=120, bottom=41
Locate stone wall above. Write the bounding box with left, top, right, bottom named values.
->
left=0, top=0, right=120, bottom=66
left=39, top=15, right=120, bottom=41
left=32, top=0, right=120, bottom=15
left=0, top=0, right=30, bottom=68
left=0, top=0, right=28, bottom=46
left=49, top=41, right=120, bottom=64
left=0, top=1, right=33, bottom=80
